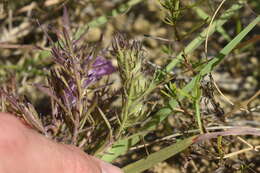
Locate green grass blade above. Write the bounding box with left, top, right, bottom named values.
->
left=165, top=3, right=243, bottom=72
left=123, top=135, right=197, bottom=173
left=195, top=99, right=203, bottom=133
left=99, top=134, right=141, bottom=162
left=217, top=15, right=260, bottom=56
left=194, top=7, right=231, bottom=41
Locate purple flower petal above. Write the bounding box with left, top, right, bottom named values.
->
left=64, top=56, right=116, bottom=106
left=84, top=56, right=116, bottom=87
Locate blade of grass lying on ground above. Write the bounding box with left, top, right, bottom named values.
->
left=123, top=127, right=260, bottom=173
left=122, top=135, right=198, bottom=173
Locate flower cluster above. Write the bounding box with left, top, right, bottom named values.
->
left=39, top=7, right=116, bottom=144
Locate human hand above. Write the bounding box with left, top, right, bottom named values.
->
left=0, top=113, right=122, bottom=173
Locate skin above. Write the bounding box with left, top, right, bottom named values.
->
left=0, top=113, right=123, bottom=173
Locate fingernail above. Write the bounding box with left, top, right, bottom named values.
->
left=100, top=161, right=123, bottom=173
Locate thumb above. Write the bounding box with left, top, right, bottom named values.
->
left=63, top=145, right=123, bottom=173
left=93, top=157, right=123, bottom=173
left=0, top=113, right=123, bottom=173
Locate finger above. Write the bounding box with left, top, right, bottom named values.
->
left=0, top=113, right=101, bottom=173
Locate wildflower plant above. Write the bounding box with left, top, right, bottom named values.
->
left=112, top=34, right=158, bottom=137
left=0, top=7, right=117, bottom=154
left=38, top=8, right=116, bottom=148
left=0, top=7, right=159, bottom=156
left=1, top=1, right=260, bottom=173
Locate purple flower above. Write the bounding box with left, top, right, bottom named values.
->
left=83, top=56, right=116, bottom=87
left=64, top=82, right=77, bottom=107
left=61, top=56, right=115, bottom=107
left=48, top=7, right=116, bottom=109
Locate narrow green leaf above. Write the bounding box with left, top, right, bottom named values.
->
left=169, top=15, right=260, bottom=107
left=219, top=15, right=260, bottom=56
left=100, top=107, right=172, bottom=162
left=99, top=134, right=140, bottom=162
left=195, top=99, right=203, bottom=134
left=165, top=3, right=243, bottom=72
left=194, top=7, right=231, bottom=41
left=123, top=136, right=197, bottom=173
left=141, top=107, right=173, bottom=131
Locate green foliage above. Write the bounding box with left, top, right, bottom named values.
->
left=112, top=34, right=158, bottom=137
left=99, top=3, right=260, bottom=171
